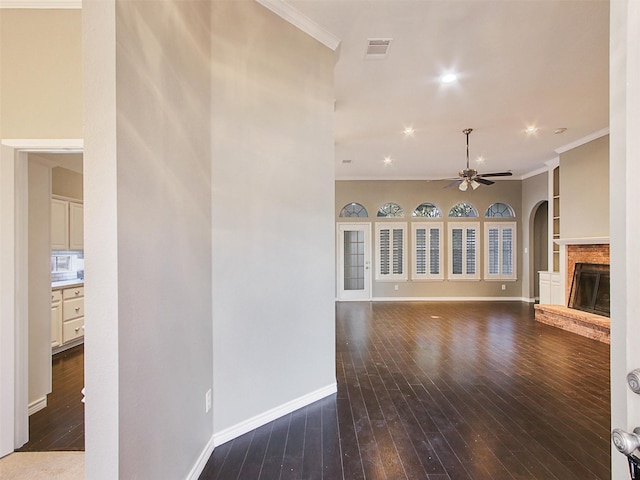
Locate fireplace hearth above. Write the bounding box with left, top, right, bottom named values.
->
left=568, top=263, right=610, bottom=317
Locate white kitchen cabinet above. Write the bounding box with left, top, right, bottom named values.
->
left=51, top=199, right=69, bottom=250
left=51, top=197, right=83, bottom=251
left=51, top=290, right=62, bottom=348
left=69, top=202, right=84, bottom=250
left=52, top=285, right=84, bottom=353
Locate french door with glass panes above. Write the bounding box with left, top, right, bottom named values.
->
left=337, top=223, right=371, bottom=301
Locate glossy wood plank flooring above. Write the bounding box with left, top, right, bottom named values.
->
left=201, top=302, right=610, bottom=480
left=16, top=345, right=85, bottom=452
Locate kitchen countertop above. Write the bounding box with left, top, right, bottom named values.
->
left=52, top=279, right=84, bottom=290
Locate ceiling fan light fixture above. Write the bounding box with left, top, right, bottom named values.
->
left=442, top=128, right=513, bottom=190
left=441, top=73, right=457, bottom=84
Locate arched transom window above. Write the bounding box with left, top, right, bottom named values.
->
left=339, top=202, right=369, bottom=218
left=448, top=202, right=478, bottom=218
left=377, top=202, right=405, bottom=218
left=412, top=203, right=442, bottom=218
left=485, top=202, right=515, bottom=218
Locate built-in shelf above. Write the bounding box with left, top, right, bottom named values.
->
left=552, top=167, right=560, bottom=272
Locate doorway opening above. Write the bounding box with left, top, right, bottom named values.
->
left=532, top=201, right=549, bottom=301
left=19, top=152, right=85, bottom=452
left=0, top=140, right=84, bottom=457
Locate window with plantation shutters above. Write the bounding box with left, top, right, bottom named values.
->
left=484, top=222, right=517, bottom=280
left=375, top=222, right=407, bottom=281
left=448, top=222, right=480, bottom=280
left=412, top=222, right=443, bottom=280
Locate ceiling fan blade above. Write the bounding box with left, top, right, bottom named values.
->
left=474, top=177, right=494, bottom=185
left=444, top=179, right=462, bottom=189
left=478, top=171, right=513, bottom=178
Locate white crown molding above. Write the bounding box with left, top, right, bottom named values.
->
left=554, top=127, right=610, bottom=154
left=520, top=165, right=549, bottom=180
left=255, top=0, right=340, bottom=51
left=545, top=157, right=560, bottom=168
left=0, top=0, right=80, bottom=8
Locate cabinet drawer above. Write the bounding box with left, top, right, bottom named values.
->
left=63, top=297, right=84, bottom=321
left=52, top=290, right=62, bottom=303
left=63, top=286, right=84, bottom=299
left=63, top=317, right=84, bottom=343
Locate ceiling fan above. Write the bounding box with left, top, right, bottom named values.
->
left=445, top=128, right=513, bottom=191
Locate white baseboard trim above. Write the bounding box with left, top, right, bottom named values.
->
left=185, top=382, right=337, bottom=479
left=185, top=432, right=215, bottom=480
left=52, top=337, right=84, bottom=356
left=28, top=396, right=47, bottom=416
left=213, top=383, right=337, bottom=448
left=372, top=296, right=527, bottom=302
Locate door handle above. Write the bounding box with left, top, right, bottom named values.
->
left=628, top=369, right=640, bottom=395
left=612, top=427, right=640, bottom=456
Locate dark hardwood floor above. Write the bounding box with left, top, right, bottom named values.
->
left=16, top=344, right=85, bottom=452
left=200, top=301, right=611, bottom=480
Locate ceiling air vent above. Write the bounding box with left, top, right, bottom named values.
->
left=365, top=38, right=392, bottom=59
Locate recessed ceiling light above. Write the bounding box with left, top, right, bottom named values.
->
left=476, top=156, right=485, bottom=164
left=526, top=126, right=538, bottom=134
left=554, top=128, right=568, bottom=135
left=342, top=159, right=352, bottom=164
left=383, top=156, right=393, bottom=165
left=403, top=126, right=415, bottom=136
left=441, top=73, right=457, bottom=84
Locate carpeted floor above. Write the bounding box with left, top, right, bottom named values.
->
left=0, top=451, right=84, bottom=479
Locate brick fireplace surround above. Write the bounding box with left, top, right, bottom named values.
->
left=534, top=242, right=610, bottom=344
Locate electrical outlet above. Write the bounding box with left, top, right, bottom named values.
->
left=501, top=284, right=506, bottom=291
left=205, top=389, right=212, bottom=413
left=394, top=284, right=399, bottom=291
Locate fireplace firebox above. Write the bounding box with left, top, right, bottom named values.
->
left=568, top=263, right=610, bottom=317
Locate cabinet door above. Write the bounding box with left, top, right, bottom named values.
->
left=69, top=202, right=84, bottom=250
left=51, top=291, right=63, bottom=348
left=51, top=199, right=69, bottom=250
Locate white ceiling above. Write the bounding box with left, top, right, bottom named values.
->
left=283, top=0, right=610, bottom=181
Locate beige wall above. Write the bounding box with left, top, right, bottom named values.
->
left=336, top=179, right=523, bottom=299
left=52, top=167, right=83, bottom=200
left=560, top=135, right=609, bottom=238
left=85, top=0, right=335, bottom=476
left=27, top=158, right=52, bottom=408
left=84, top=0, right=213, bottom=477
left=115, top=1, right=213, bottom=477
left=521, top=172, right=549, bottom=299
left=0, top=9, right=82, bottom=139
left=211, top=0, right=336, bottom=435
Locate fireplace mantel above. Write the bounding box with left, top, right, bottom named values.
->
left=554, top=237, right=610, bottom=246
